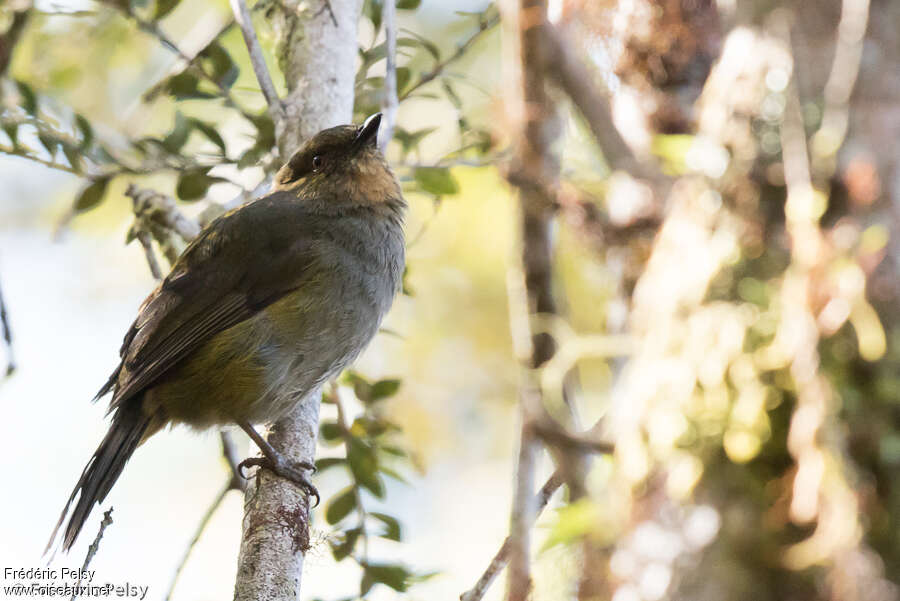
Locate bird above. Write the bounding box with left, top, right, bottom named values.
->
left=47, top=113, right=405, bottom=553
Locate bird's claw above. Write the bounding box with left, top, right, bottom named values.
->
left=237, top=456, right=320, bottom=506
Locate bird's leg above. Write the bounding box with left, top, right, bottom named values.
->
left=238, top=421, right=319, bottom=506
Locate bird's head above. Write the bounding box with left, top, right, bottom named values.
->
left=273, top=113, right=402, bottom=209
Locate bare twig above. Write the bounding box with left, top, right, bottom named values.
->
left=379, top=0, right=398, bottom=151
left=0, top=273, right=15, bottom=376
left=70, top=508, right=113, bottom=601
left=461, top=472, right=565, bottom=601
left=399, top=11, right=500, bottom=101
left=164, top=480, right=234, bottom=600
left=164, top=433, right=245, bottom=601
left=135, top=230, right=164, bottom=280
left=230, top=0, right=283, bottom=119
left=126, top=184, right=201, bottom=269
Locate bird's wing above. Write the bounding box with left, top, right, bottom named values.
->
left=100, top=194, right=323, bottom=409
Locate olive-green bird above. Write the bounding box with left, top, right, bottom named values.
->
left=48, top=113, right=405, bottom=552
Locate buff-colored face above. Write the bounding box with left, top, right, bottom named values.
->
left=273, top=114, right=400, bottom=206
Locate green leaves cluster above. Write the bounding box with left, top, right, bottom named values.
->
left=317, top=372, right=426, bottom=597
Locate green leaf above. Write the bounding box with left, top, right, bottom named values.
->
left=38, top=133, right=58, bottom=158
left=319, top=420, right=343, bottom=442
left=378, top=465, right=409, bottom=484
left=370, top=378, right=401, bottom=401
left=325, top=486, right=357, bottom=525
left=396, top=0, right=420, bottom=9
left=162, top=112, right=192, bottom=154
left=364, top=0, right=383, bottom=34
left=348, top=438, right=385, bottom=498
left=200, top=42, right=239, bottom=89
left=154, top=0, right=181, bottom=19
left=370, top=512, right=401, bottom=541
left=394, top=127, right=436, bottom=155
left=166, top=72, right=204, bottom=100
left=314, top=457, right=346, bottom=472
left=189, top=119, right=227, bottom=154
left=74, top=114, right=93, bottom=150
left=2, top=122, right=18, bottom=147
left=413, top=166, right=459, bottom=196
left=396, top=66, right=411, bottom=95
left=361, top=563, right=411, bottom=594
left=330, top=527, right=361, bottom=561
left=347, top=372, right=373, bottom=403
left=399, top=28, right=440, bottom=60
left=74, top=177, right=111, bottom=213
left=176, top=167, right=215, bottom=201
left=16, top=80, right=37, bottom=115
left=380, top=444, right=407, bottom=458
left=62, top=144, right=83, bottom=174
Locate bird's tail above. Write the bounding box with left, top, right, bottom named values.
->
left=46, top=403, right=152, bottom=553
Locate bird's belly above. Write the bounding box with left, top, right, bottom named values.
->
left=148, top=281, right=384, bottom=429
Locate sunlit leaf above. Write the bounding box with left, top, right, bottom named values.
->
left=413, top=166, right=459, bottom=196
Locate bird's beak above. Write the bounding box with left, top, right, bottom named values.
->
left=355, top=113, right=382, bottom=148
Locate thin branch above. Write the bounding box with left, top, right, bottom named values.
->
left=399, top=12, right=500, bottom=101
left=0, top=273, right=15, bottom=376
left=230, top=0, right=283, bottom=118
left=537, top=23, right=658, bottom=182
left=501, top=0, right=563, bottom=599
left=0, top=144, right=81, bottom=175
left=70, top=508, right=113, bottom=601
left=110, top=5, right=246, bottom=112
left=379, top=0, right=398, bottom=151
left=164, top=481, right=232, bottom=601
left=460, top=472, right=565, bottom=601
left=135, top=230, right=164, bottom=280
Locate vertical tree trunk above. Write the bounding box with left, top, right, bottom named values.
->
left=233, top=1, right=362, bottom=599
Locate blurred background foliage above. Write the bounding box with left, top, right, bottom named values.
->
left=1, top=0, right=899, bottom=600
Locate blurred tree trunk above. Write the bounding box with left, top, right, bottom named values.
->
left=560, top=1, right=900, bottom=600
left=232, top=1, right=362, bottom=599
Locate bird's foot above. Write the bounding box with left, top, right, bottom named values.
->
left=238, top=455, right=319, bottom=506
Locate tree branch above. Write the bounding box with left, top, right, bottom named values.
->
left=460, top=472, right=565, bottom=601
left=229, top=0, right=282, bottom=119
left=233, top=1, right=362, bottom=598
left=399, top=11, right=500, bottom=101
left=538, top=22, right=660, bottom=183
left=378, top=0, right=398, bottom=151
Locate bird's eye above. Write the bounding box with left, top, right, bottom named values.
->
left=312, top=155, right=323, bottom=170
